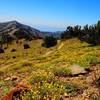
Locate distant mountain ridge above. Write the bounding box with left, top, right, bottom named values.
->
left=0, top=21, right=43, bottom=39
left=0, top=21, right=62, bottom=40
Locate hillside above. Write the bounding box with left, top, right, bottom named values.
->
left=0, top=38, right=100, bottom=100
left=0, top=21, right=47, bottom=40
left=0, top=21, right=61, bottom=41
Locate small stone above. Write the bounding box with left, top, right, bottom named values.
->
left=5, top=77, right=11, bottom=81
left=79, top=75, right=83, bottom=77
left=64, top=93, right=69, bottom=97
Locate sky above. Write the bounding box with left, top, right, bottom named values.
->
left=0, top=0, right=100, bottom=32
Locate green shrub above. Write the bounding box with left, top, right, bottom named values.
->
left=42, top=36, right=57, bottom=48
left=23, top=43, right=30, bottom=49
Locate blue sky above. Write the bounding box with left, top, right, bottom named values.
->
left=0, top=0, right=100, bottom=31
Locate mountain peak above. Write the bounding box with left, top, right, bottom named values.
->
left=0, top=21, right=43, bottom=38
left=0, top=21, right=61, bottom=40
left=9, top=20, right=19, bottom=24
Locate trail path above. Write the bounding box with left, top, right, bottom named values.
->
left=43, top=42, right=64, bottom=57
left=58, top=42, right=64, bottom=50
left=43, top=51, right=53, bottom=56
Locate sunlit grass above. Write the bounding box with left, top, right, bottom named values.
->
left=0, top=38, right=100, bottom=99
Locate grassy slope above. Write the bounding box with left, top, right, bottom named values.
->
left=0, top=38, right=100, bottom=99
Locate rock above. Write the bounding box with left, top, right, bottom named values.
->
left=70, top=64, right=87, bottom=76
left=64, top=92, right=69, bottom=97
left=5, top=77, right=11, bottom=81
left=79, top=75, right=83, bottom=77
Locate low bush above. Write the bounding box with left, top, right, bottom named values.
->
left=11, top=49, right=16, bottom=52
left=0, top=48, right=4, bottom=53
left=42, top=36, right=57, bottom=48
left=23, top=43, right=30, bottom=49
left=12, top=56, right=16, bottom=59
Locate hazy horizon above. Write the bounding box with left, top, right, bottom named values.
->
left=0, top=0, right=100, bottom=32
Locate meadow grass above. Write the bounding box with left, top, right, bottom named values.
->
left=0, top=38, right=100, bottom=99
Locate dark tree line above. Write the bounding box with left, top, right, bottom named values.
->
left=61, top=21, right=100, bottom=45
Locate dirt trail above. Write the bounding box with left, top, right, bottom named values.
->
left=58, top=42, right=64, bottom=50
left=43, top=51, right=53, bottom=56
left=43, top=42, right=64, bottom=57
